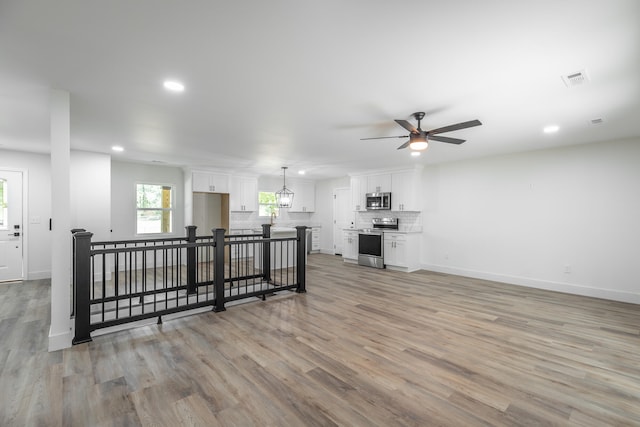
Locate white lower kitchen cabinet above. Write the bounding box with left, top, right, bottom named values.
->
left=383, top=232, right=420, bottom=272
left=342, top=230, right=358, bottom=262
left=311, top=227, right=320, bottom=253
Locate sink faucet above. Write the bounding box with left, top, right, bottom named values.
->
left=270, top=211, right=277, bottom=226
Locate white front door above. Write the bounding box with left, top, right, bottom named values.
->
left=0, top=170, right=24, bottom=282
left=333, top=187, right=352, bottom=255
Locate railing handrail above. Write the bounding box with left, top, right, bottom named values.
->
left=89, top=240, right=215, bottom=256
left=91, top=236, right=186, bottom=246
left=89, top=236, right=298, bottom=255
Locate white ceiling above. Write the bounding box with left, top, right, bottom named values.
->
left=1, top=0, right=639, bottom=179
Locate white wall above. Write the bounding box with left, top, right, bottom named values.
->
left=421, top=138, right=640, bottom=303
left=70, top=151, right=111, bottom=241
left=111, top=161, right=185, bottom=240
left=0, top=149, right=52, bottom=279
left=0, top=149, right=113, bottom=279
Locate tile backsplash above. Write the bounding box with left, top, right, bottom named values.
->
left=354, top=211, right=422, bottom=232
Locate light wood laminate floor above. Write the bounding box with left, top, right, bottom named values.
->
left=1, top=254, right=639, bottom=426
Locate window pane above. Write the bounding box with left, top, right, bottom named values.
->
left=137, top=209, right=172, bottom=234
left=259, top=205, right=273, bottom=217
left=137, top=184, right=164, bottom=208
left=259, top=192, right=277, bottom=204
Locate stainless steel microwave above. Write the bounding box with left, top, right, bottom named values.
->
left=365, top=192, right=391, bottom=210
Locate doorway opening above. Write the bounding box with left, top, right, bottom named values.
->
left=0, top=169, right=24, bottom=282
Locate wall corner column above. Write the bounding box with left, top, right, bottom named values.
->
left=49, top=89, right=72, bottom=351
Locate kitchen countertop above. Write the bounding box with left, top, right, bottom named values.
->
left=343, top=228, right=422, bottom=234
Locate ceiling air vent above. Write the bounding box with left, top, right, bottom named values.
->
left=590, top=118, right=604, bottom=125
left=561, top=69, right=589, bottom=88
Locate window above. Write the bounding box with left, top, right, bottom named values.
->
left=136, top=184, right=173, bottom=234
left=0, top=179, right=6, bottom=230
left=258, top=191, right=279, bottom=217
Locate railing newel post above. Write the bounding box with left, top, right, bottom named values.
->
left=213, top=228, right=226, bottom=312
left=186, top=225, right=197, bottom=294
left=296, top=226, right=307, bottom=293
left=70, top=228, right=86, bottom=317
left=262, top=224, right=271, bottom=284
left=72, top=231, right=94, bottom=344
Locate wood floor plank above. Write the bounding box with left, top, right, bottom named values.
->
left=1, top=254, right=640, bottom=425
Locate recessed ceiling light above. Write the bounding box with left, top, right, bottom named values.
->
left=163, top=80, right=185, bottom=92
left=410, top=151, right=421, bottom=157
left=543, top=125, right=559, bottom=134
left=112, top=145, right=124, bottom=152
left=298, top=170, right=305, bottom=175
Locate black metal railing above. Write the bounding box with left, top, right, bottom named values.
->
left=71, top=225, right=306, bottom=344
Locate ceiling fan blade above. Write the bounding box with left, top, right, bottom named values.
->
left=428, top=119, right=482, bottom=135
left=397, top=140, right=410, bottom=150
left=394, top=119, right=418, bottom=133
left=429, top=135, right=466, bottom=145
left=360, top=135, right=407, bottom=140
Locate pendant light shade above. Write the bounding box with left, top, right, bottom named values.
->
left=275, top=166, right=294, bottom=208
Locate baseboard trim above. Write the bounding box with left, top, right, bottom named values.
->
left=28, top=270, right=51, bottom=280
left=421, top=263, right=640, bottom=305
left=48, top=325, right=72, bottom=351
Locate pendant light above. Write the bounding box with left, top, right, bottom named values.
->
left=275, top=166, right=294, bottom=208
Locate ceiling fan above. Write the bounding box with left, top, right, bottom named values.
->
left=361, top=112, right=482, bottom=151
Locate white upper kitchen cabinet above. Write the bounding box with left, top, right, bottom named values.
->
left=366, top=173, right=391, bottom=193
left=391, top=168, right=422, bottom=211
left=289, top=179, right=315, bottom=212
left=230, top=176, right=258, bottom=212
left=350, top=175, right=367, bottom=211
left=192, top=171, right=230, bottom=193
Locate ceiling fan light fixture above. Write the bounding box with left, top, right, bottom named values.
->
left=275, top=166, right=294, bottom=208
left=409, top=135, right=428, bottom=151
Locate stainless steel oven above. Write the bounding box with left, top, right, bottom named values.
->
left=358, top=229, right=384, bottom=268
left=357, top=218, right=399, bottom=269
